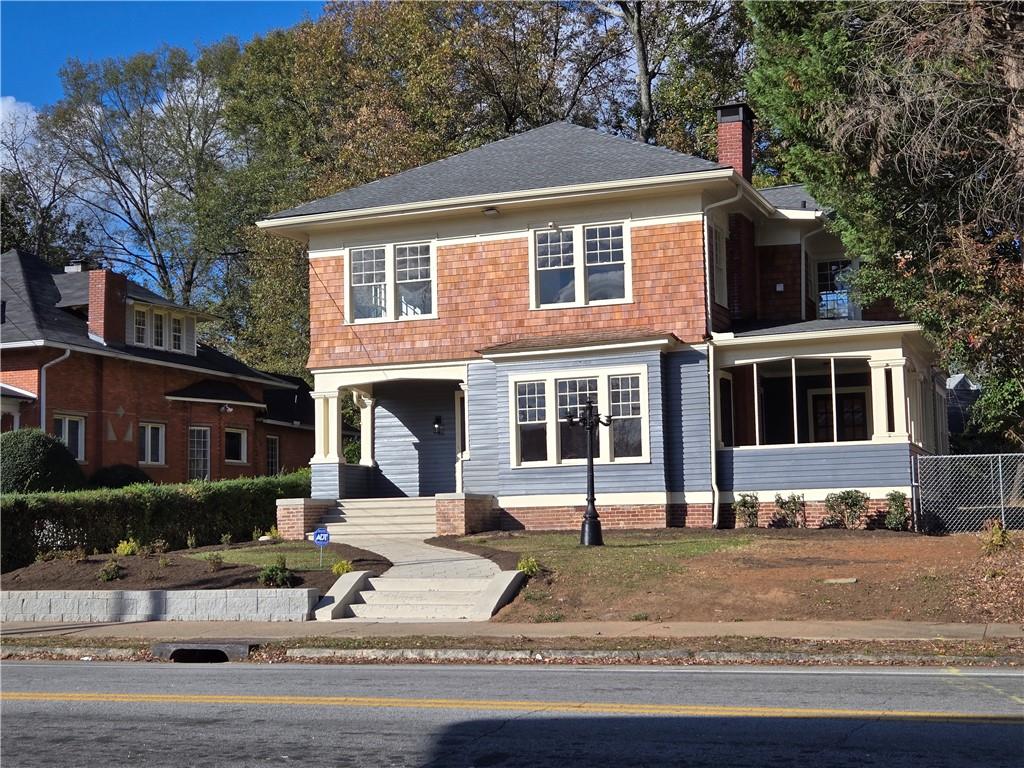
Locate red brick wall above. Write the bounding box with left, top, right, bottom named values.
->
left=308, top=222, right=707, bottom=369
left=261, top=425, right=314, bottom=474
left=436, top=495, right=499, bottom=536
left=717, top=119, right=752, bottom=181
left=88, top=270, right=127, bottom=345
left=276, top=499, right=335, bottom=540
left=756, top=244, right=803, bottom=322
left=1, top=348, right=313, bottom=483
left=726, top=214, right=756, bottom=324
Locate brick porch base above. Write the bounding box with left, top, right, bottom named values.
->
left=275, top=498, right=337, bottom=540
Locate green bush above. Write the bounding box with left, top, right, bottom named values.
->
left=257, top=564, right=296, bottom=587
left=516, top=555, right=541, bottom=578
left=0, top=429, right=85, bottom=494
left=98, top=557, right=123, bottom=582
left=115, top=538, right=141, bottom=556
left=331, top=559, right=353, bottom=576
left=89, top=464, right=152, bottom=489
left=204, top=552, right=224, bottom=572
left=0, top=469, right=310, bottom=572
left=772, top=493, right=806, bottom=528
left=884, top=491, right=910, bottom=531
left=822, top=490, right=869, bottom=529
left=733, top=493, right=760, bottom=528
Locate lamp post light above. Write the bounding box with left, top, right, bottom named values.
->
left=566, top=399, right=610, bottom=546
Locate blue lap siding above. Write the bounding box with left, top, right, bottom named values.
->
left=717, top=442, right=913, bottom=491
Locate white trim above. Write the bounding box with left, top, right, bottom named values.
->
left=165, top=396, right=267, bottom=409
left=345, top=240, right=438, bottom=324
left=774, top=209, right=822, bottom=221
left=719, top=486, right=912, bottom=503
left=151, top=310, right=167, bottom=349
left=483, top=337, right=679, bottom=362
left=137, top=421, right=166, bottom=466
left=257, top=169, right=737, bottom=231
left=497, top=491, right=712, bottom=508
left=806, top=385, right=873, bottom=443
left=187, top=425, right=212, bottom=481
left=224, top=427, right=248, bottom=464
left=507, top=364, right=651, bottom=469
left=0, top=340, right=45, bottom=349
left=712, top=323, right=920, bottom=347
left=0, top=383, right=37, bottom=399
left=53, top=413, right=86, bottom=462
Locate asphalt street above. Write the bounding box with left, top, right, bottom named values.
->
left=2, top=661, right=1022, bottom=767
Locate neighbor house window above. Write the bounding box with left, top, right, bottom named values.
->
left=152, top=312, right=165, bottom=348
left=515, top=381, right=548, bottom=463
left=53, top=414, right=85, bottom=461
left=188, top=426, right=210, bottom=480
left=711, top=224, right=728, bottom=307
left=347, top=242, right=436, bottom=322
left=224, top=428, right=247, bottom=463
left=138, top=422, right=165, bottom=465
left=133, top=309, right=147, bottom=345
left=532, top=222, right=630, bottom=308
left=171, top=317, right=183, bottom=351
left=265, top=435, right=280, bottom=475
left=817, top=259, right=852, bottom=319
left=510, top=368, right=649, bottom=467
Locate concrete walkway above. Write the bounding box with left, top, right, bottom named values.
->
left=338, top=534, right=500, bottom=580
left=2, top=619, right=1021, bottom=642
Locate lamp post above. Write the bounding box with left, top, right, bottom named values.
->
left=566, top=399, right=609, bottom=546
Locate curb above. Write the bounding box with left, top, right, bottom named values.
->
left=1, top=646, right=141, bottom=661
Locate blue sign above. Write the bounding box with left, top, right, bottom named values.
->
left=312, top=528, right=330, bottom=548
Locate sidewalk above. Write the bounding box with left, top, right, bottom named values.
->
left=2, top=619, right=1021, bottom=643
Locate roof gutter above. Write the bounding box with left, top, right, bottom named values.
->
left=39, top=348, right=71, bottom=431
left=702, top=183, right=743, bottom=529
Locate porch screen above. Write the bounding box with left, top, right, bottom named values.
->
left=516, top=381, right=548, bottom=463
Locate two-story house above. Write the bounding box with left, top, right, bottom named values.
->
left=260, top=104, right=948, bottom=535
left=0, top=250, right=314, bottom=483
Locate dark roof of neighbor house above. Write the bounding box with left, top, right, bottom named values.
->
left=480, top=329, right=681, bottom=355
left=267, top=122, right=726, bottom=220
left=732, top=319, right=915, bottom=337
left=0, top=249, right=284, bottom=386
left=165, top=380, right=266, bottom=407
left=52, top=270, right=182, bottom=311
left=260, top=372, right=315, bottom=427
left=757, top=183, right=823, bottom=211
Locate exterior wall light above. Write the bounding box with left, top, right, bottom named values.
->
left=433, top=416, right=443, bottom=434
left=219, top=404, right=234, bottom=414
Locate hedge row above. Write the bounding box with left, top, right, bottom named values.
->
left=0, top=469, right=310, bottom=572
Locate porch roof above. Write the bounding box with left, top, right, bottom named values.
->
left=479, top=329, right=681, bottom=357
left=730, top=319, right=916, bottom=338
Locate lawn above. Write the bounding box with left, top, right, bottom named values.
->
left=453, top=528, right=1023, bottom=624
left=184, top=541, right=354, bottom=572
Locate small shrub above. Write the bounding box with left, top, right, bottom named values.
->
left=884, top=491, right=909, bottom=531
left=220, top=533, right=233, bottom=547
left=772, top=493, right=806, bottom=528
left=534, top=611, right=564, bottom=623
left=204, top=552, right=224, bottom=572
left=98, top=557, right=123, bottom=582
left=115, top=538, right=141, bottom=557
left=629, top=612, right=650, bottom=622
left=151, top=538, right=169, bottom=555
left=517, top=555, right=541, bottom=577
left=822, top=490, right=869, bottom=529
left=331, top=559, right=353, bottom=576
left=980, top=518, right=1013, bottom=555
left=185, top=531, right=198, bottom=550
left=88, top=464, right=151, bottom=489
left=67, top=545, right=88, bottom=563
left=274, top=554, right=288, bottom=570
left=266, top=525, right=283, bottom=541
left=252, top=527, right=264, bottom=542
left=257, top=564, right=296, bottom=587
left=158, top=556, right=171, bottom=568
left=733, top=492, right=760, bottom=528
left=0, top=428, right=85, bottom=493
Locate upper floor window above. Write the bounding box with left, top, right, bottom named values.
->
left=171, top=317, right=183, bottom=351
left=817, top=259, right=852, bottom=319
left=152, top=312, right=165, bottom=348
left=134, top=309, right=147, bottom=345
left=130, top=306, right=193, bottom=354
left=347, top=242, right=436, bottom=323
left=531, top=223, right=630, bottom=309
left=53, top=414, right=85, bottom=461
left=710, top=224, right=728, bottom=307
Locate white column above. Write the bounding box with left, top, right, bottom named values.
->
left=311, top=389, right=343, bottom=462
left=352, top=389, right=376, bottom=467
left=868, top=360, right=889, bottom=439
left=890, top=358, right=910, bottom=440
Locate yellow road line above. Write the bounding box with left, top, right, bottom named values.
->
left=2, top=692, right=1021, bottom=724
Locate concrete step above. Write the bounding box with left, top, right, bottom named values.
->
left=321, top=521, right=435, bottom=534
left=367, top=577, right=492, bottom=592
left=359, top=590, right=480, bottom=606
left=337, top=497, right=437, bottom=509
left=347, top=602, right=478, bottom=621
left=320, top=512, right=436, bottom=524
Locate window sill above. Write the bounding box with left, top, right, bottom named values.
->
left=511, top=457, right=651, bottom=469
left=530, top=298, right=633, bottom=312
left=723, top=439, right=902, bottom=451
left=225, top=459, right=249, bottom=465
left=348, top=314, right=438, bottom=326
left=138, top=462, right=168, bottom=468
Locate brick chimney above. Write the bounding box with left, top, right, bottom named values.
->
left=715, top=103, right=755, bottom=182
left=88, top=269, right=128, bottom=345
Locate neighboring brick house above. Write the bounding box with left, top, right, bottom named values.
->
left=0, top=250, right=314, bottom=482
left=258, top=104, right=949, bottom=533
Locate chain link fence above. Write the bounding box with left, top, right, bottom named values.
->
left=915, top=454, right=1024, bottom=532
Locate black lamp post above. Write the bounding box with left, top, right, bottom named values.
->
left=566, top=399, right=609, bottom=546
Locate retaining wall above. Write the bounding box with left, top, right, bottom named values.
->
left=1, top=588, right=319, bottom=623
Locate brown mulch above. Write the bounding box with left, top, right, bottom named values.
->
left=0, top=542, right=390, bottom=595
left=949, top=539, right=1024, bottom=624
left=426, top=535, right=522, bottom=572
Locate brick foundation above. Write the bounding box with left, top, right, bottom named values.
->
left=729, top=498, right=896, bottom=529
left=276, top=498, right=336, bottom=540
left=435, top=494, right=500, bottom=536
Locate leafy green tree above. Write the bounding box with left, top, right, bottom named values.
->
left=748, top=0, right=1024, bottom=444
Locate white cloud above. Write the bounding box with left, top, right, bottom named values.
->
left=0, top=95, right=38, bottom=129
left=1, top=96, right=39, bottom=168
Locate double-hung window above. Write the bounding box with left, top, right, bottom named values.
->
left=138, top=422, right=165, bottom=465
left=171, top=317, right=184, bottom=351
left=348, top=242, right=435, bottom=322
left=817, top=259, right=852, bottom=319
left=53, top=414, right=86, bottom=461
left=532, top=223, right=630, bottom=308
left=133, top=309, right=148, bottom=345
left=152, top=312, right=165, bottom=348
left=511, top=368, right=649, bottom=467
left=265, top=435, right=280, bottom=475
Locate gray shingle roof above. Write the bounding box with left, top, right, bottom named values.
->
left=267, top=122, right=725, bottom=220
left=732, top=319, right=914, bottom=337
left=758, top=183, right=823, bottom=211
left=53, top=271, right=183, bottom=311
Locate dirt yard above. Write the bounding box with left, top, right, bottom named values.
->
left=446, top=528, right=1024, bottom=624
left=0, top=541, right=390, bottom=595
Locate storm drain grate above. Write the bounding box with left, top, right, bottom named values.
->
left=151, top=642, right=256, bottom=663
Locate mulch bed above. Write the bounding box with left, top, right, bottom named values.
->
left=426, top=535, right=521, bottom=572
left=0, top=541, right=390, bottom=595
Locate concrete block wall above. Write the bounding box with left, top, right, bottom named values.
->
left=1, top=588, right=320, bottom=623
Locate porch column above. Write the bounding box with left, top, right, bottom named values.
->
left=352, top=388, right=376, bottom=467
left=309, top=389, right=344, bottom=499
left=869, top=358, right=910, bottom=442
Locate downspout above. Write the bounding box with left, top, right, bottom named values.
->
left=39, top=348, right=71, bottom=431
left=800, top=224, right=826, bottom=320
left=703, top=183, right=742, bottom=528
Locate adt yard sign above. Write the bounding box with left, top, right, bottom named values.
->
left=313, top=527, right=330, bottom=568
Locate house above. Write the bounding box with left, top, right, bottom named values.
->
left=0, top=250, right=314, bottom=482
left=259, top=104, right=949, bottom=535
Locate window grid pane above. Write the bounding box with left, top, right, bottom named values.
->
left=584, top=225, right=624, bottom=265
left=535, top=230, right=574, bottom=269
left=395, top=244, right=431, bottom=282
left=134, top=311, right=147, bottom=344
left=188, top=427, right=210, bottom=481
left=609, top=375, right=641, bottom=418
left=516, top=382, right=546, bottom=424
left=153, top=314, right=164, bottom=347
left=350, top=248, right=386, bottom=285
left=171, top=318, right=183, bottom=351
left=150, top=425, right=162, bottom=464
left=266, top=436, right=280, bottom=475
left=818, top=259, right=852, bottom=319
left=556, top=378, right=599, bottom=420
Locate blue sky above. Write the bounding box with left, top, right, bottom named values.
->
left=1, top=1, right=324, bottom=110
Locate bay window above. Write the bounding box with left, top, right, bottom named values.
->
left=510, top=367, right=649, bottom=467
left=532, top=222, right=630, bottom=308
left=348, top=242, right=436, bottom=322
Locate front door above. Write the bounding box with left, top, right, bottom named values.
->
left=811, top=391, right=869, bottom=442
left=454, top=389, right=466, bottom=492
